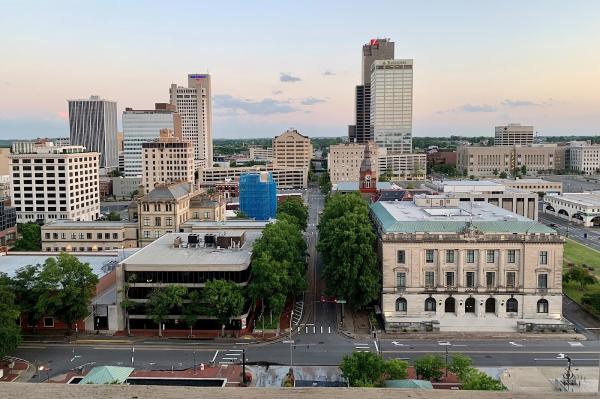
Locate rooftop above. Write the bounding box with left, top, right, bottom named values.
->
left=121, top=231, right=261, bottom=268
left=371, top=199, right=556, bottom=234
left=332, top=181, right=396, bottom=192
left=547, top=191, right=600, bottom=207
left=42, top=220, right=137, bottom=229
left=143, top=182, right=194, bottom=201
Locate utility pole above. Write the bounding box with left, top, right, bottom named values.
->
left=289, top=310, right=294, bottom=368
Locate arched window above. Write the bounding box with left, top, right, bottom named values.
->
left=395, top=297, right=407, bottom=312
left=506, top=298, right=518, bottom=313
left=537, top=299, right=549, bottom=313
left=424, top=297, right=436, bottom=312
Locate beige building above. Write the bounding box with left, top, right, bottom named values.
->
left=568, top=141, right=600, bottom=174
left=272, top=128, right=313, bottom=170
left=371, top=196, right=564, bottom=332
left=41, top=220, right=138, bottom=252
left=544, top=191, right=600, bottom=227
left=201, top=165, right=307, bottom=189
left=426, top=180, right=539, bottom=220
left=9, top=143, right=100, bottom=223
left=0, top=147, right=10, bottom=175
left=137, top=181, right=225, bottom=246
left=457, top=144, right=559, bottom=177
left=494, top=123, right=534, bottom=146
left=493, top=178, right=562, bottom=195
left=249, top=146, right=272, bottom=161
left=328, top=141, right=426, bottom=184
left=141, top=129, right=194, bottom=194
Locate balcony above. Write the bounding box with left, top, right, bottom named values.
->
left=444, top=285, right=458, bottom=292
left=505, top=285, right=521, bottom=293
left=424, top=285, right=437, bottom=293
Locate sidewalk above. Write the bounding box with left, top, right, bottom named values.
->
left=501, top=367, right=599, bottom=393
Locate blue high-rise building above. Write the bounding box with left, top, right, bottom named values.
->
left=239, top=172, right=277, bottom=220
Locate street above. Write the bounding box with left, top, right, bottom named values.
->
left=538, top=211, right=600, bottom=252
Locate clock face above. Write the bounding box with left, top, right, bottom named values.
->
left=365, top=175, right=371, bottom=181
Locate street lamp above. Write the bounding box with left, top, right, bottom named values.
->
left=439, top=342, right=452, bottom=378
left=289, top=311, right=294, bottom=368
left=37, top=365, right=44, bottom=382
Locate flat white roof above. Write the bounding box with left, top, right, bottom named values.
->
left=547, top=191, right=600, bottom=207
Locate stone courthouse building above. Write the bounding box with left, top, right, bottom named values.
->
left=370, top=194, right=565, bottom=332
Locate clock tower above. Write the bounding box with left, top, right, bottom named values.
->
left=359, top=141, right=377, bottom=193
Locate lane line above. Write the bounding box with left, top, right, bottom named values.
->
left=211, top=350, right=219, bottom=363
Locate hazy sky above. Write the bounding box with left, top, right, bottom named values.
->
left=1, top=1, right=599, bottom=139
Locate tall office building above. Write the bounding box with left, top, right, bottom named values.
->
left=494, top=124, right=534, bottom=146
left=370, top=59, right=414, bottom=154
left=169, top=74, right=213, bottom=169
left=348, top=38, right=395, bottom=143
left=68, top=95, right=118, bottom=170
left=122, top=103, right=182, bottom=178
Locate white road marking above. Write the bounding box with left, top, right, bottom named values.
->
left=373, top=340, right=379, bottom=353
left=391, top=341, right=405, bottom=346
left=509, top=342, right=523, bottom=347
left=568, top=342, right=584, bottom=347
left=211, top=350, right=219, bottom=363
left=228, top=349, right=244, bottom=352
left=222, top=357, right=238, bottom=360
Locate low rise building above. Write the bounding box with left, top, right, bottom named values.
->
left=457, top=144, right=559, bottom=177
left=378, top=152, right=426, bottom=180
left=116, top=231, right=258, bottom=333
left=371, top=196, right=564, bottom=332
left=41, top=220, right=138, bottom=252
left=248, top=146, right=273, bottom=161
left=493, top=178, right=562, bottom=195
left=201, top=165, right=307, bottom=189
left=494, top=123, right=534, bottom=146
left=112, top=177, right=142, bottom=199
left=544, top=191, right=600, bottom=227
left=426, top=149, right=457, bottom=167
left=426, top=180, right=539, bottom=220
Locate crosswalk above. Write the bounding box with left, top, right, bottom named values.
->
left=295, top=324, right=333, bottom=334
left=214, top=348, right=245, bottom=365
left=353, top=342, right=373, bottom=353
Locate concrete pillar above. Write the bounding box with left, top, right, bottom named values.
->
left=478, top=250, right=485, bottom=288
left=457, top=250, right=463, bottom=287
left=498, top=249, right=505, bottom=288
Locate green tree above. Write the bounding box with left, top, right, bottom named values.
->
left=493, top=168, right=499, bottom=176
left=146, top=285, right=187, bottom=337
left=119, top=273, right=137, bottom=336
left=182, top=290, right=203, bottom=337
left=319, top=173, right=332, bottom=194
left=521, top=165, right=527, bottom=175
left=582, top=292, right=600, bottom=313
left=448, top=353, right=473, bottom=380
left=248, top=252, right=288, bottom=319
left=0, top=273, right=21, bottom=358
left=12, top=222, right=41, bottom=251
left=318, top=194, right=379, bottom=309
left=203, top=280, right=245, bottom=337
left=234, top=210, right=248, bottom=219
left=564, top=266, right=596, bottom=290
left=432, top=164, right=458, bottom=177
left=461, top=369, right=505, bottom=390
left=35, top=253, right=99, bottom=333
left=107, top=211, right=121, bottom=221
left=340, top=352, right=407, bottom=387
left=277, top=197, right=308, bottom=230
left=414, top=354, right=445, bottom=380
left=499, top=171, right=508, bottom=179
left=12, top=265, right=44, bottom=332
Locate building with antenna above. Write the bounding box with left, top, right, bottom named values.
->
left=371, top=195, right=566, bottom=332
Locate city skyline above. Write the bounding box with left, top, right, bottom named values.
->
left=1, top=1, right=600, bottom=140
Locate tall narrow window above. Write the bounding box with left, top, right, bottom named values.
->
left=466, top=272, right=475, bottom=288
left=466, top=250, right=475, bottom=263
left=425, top=250, right=434, bottom=263
left=445, top=250, right=455, bottom=263
left=486, top=250, right=495, bottom=263
left=506, top=272, right=516, bottom=288
left=397, top=250, right=406, bottom=264
left=486, top=272, right=496, bottom=289
left=537, top=273, right=548, bottom=289
left=539, top=251, right=548, bottom=265
left=507, top=250, right=516, bottom=263
left=396, top=272, right=406, bottom=290
left=425, top=271, right=435, bottom=287
left=445, top=272, right=455, bottom=288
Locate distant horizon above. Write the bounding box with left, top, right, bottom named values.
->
left=1, top=2, right=600, bottom=139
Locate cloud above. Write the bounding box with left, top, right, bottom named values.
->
left=272, top=90, right=283, bottom=95
left=213, top=94, right=296, bottom=115
left=301, top=97, right=326, bottom=105
left=501, top=99, right=539, bottom=108
left=437, top=103, right=497, bottom=114
left=323, top=70, right=335, bottom=76
left=56, top=111, right=68, bottom=121
left=280, top=72, right=301, bottom=83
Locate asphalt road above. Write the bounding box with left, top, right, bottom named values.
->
left=538, top=211, right=600, bottom=252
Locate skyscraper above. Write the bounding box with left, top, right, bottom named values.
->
left=370, top=59, right=413, bottom=154
left=169, top=74, right=213, bottom=169
left=348, top=38, right=395, bottom=143
left=122, top=103, right=182, bottom=178
left=68, top=95, right=118, bottom=169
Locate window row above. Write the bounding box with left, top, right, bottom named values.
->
left=395, top=271, right=549, bottom=289
left=397, top=249, right=548, bottom=265
left=394, top=297, right=548, bottom=314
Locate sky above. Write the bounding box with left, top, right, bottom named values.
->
left=1, top=1, right=600, bottom=139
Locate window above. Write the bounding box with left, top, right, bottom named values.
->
left=144, top=231, right=150, bottom=238
left=43, top=317, right=54, bottom=328
left=143, top=203, right=149, bottom=212
left=396, top=272, right=406, bottom=289
left=97, top=233, right=102, bottom=239
left=425, top=271, right=435, bottom=287
left=466, top=272, right=475, bottom=288
left=445, top=272, right=455, bottom=287
left=155, top=217, right=161, bottom=226
left=113, top=233, right=118, bottom=239
left=466, top=250, right=475, bottom=263
left=537, top=273, right=548, bottom=289
left=154, top=231, right=160, bottom=238
left=539, top=251, right=548, bottom=265
left=424, top=297, right=436, bottom=312
left=143, top=218, right=150, bottom=226
left=397, top=250, right=405, bottom=264
left=486, top=250, right=495, bottom=263
left=506, top=272, right=516, bottom=288
left=71, top=233, right=76, bottom=239
left=486, top=272, right=496, bottom=289
left=506, top=298, right=518, bottom=313
left=425, top=250, right=434, bottom=263
left=104, top=233, right=110, bottom=239
left=537, top=299, right=549, bottom=313
left=507, top=250, right=516, bottom=263
left=445, top=250, right=455, bottom=263
left=395, top=298, right=407, bottom=312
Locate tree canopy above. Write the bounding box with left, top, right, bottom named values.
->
left=277, top=197, right=308, bottom=231
left=203, top=279, right=245, bottom=334
left=340, top=351, right=407, bottom=387
left=146, top=285, right=187, bottom=336
left=12, top=222, right=41, bottom=251
left=0, top=273, right=21, bottom=358
left=414, top=354, right=445, bottom=380
left=318, top=193, right=379, bottom=309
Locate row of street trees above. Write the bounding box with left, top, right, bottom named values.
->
left=248, top=197, right=308, bottom=324
left=318, top=193, right=379, bottom=309
left=0, top=253, right=99, bottom=357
